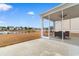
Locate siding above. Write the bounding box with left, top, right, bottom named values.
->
left=55, top=17, right=79, bottom=33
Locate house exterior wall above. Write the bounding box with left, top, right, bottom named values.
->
left=55, top=17, right=79, bottom=33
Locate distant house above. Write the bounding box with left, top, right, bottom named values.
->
left=0, top=27, right=3, bottom=31
left=14, top=27, right=27, bottom=30
left=0, top=27, right=7, bottom=31
left=7, top=26, right=15, bottom=31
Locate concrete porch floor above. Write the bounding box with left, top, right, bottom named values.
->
left=0, top=38, right=79, bottom=56
left=50, top=37, right=79, bottom=46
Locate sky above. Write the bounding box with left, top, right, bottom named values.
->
left=0, top=3, right=60, bottom=28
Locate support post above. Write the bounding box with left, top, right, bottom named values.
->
left=41, top=17, right=44, bottom=38
left=61, top=10, right=64, bottom=40
left=48, top=15, right=50, bottom=39
left=53, top=20, right=55, bottom=37
left=69, top=18, right=71, bottom=39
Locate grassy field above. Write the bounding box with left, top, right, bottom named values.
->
left=0, top=31, right=41, bottom=47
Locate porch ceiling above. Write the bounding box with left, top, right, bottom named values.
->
left=42, top=4, right=79, bottom=21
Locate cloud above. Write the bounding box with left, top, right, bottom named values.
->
left=0, top=4, right=12, bottom=11
left=27, top=11, right=35, bottom=16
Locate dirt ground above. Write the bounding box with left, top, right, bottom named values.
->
left=0, top=31, right=41, bottom=47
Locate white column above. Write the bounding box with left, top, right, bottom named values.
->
left=53, top=20, right=55, bottom=37
left=69, top=18, right=71, bottom=39
left=48, top=15, right=50, bottom=39
left=41, top=17, right=44, bottom=38
left=61, top=10, right=64, bottom=40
